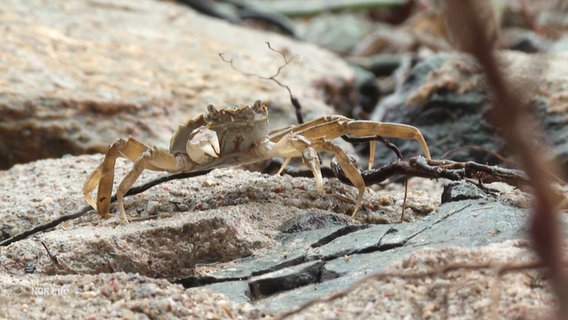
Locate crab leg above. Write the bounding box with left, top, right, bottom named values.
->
left=267, top=132, right=366, bottom=216
left=113, top=147, right=180, bottom=221
left=266, top=133, right=324, bottom=191
left=274, top=116, right=431, bottom=161
left=310, top=139, right=366, bottom=217
left=276, top=157, right=292, bottom=175
left=268, top=116, right=340, bottom=141
left=270, top=117, right=430, bottom=216
left=82, top=137, right=179, bottom=220
left=343, top=121, right=431, bottom=161
left=368, top=140, right=376, bottom=170
left=83, top=137, right=149, bottom=218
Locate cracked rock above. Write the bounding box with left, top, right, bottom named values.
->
left=441, top=181, right=486, bottom=203
left=278, top=212, right=358, bottom=233
left=248, top=260, right=324, bottom=299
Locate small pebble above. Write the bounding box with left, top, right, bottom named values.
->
left=40, top=197, right=54, bottom=205
left=146, top=201, right=160, bottom=215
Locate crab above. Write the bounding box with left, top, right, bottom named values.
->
left=83, top=101, right=431, bottom=220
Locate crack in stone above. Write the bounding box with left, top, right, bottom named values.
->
left=171, top=200, right=531, bottom=309
left=355, top=227, right=405, bottom=254
left=248, top=260, right=324, bottom=300
left=176, top=206, right=474, bottom=297
left=176, top=254, right=308, bottom=288
left=176, top=275, right=248, bottom=288
left=176, top=207, right=472, bottom=293
left=250, top=255, right=307, bottom=277
left=310, top=225, right=371, bottom=248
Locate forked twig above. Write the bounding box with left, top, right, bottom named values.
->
left=330, top=157, right=531, bottom=189
left=219, top=42, right=306, bottom=124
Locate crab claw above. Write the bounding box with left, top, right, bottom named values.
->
left=187, top=126, right=220, bottom=164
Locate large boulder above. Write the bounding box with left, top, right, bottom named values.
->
left=0, top=0, right=356, bottom=169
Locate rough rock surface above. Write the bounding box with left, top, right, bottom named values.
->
left=0, top=154, right=561, bottom=319
left=0, top=0, right=356, bottom=169
left=0, top=272, right=263, bottom=319
left=371, top=51, right=568, bottom=166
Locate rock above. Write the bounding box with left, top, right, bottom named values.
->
left=0, top=152, right=561, bottom=318
left=299, top=13, right=372, bottom=54
left=202, top=280, right=252, bottom=303
left=347, top=54, right=403, bottom=76
left=2, top=211, right=265, bottom=279
left=504, top=30, right=550, bottom=52
left=441, top=181, right=486, bottom=203
left=0, top=272, right=260, bottom=319
left=238, top=199, right=535, bottom=313
left=308, top=224, right=396, bottom=259
left=370, top=52, right=495, bottom=164
left=371, top=51, right=568, bottom=168
left=248, top=260, right=324, bottom=299
left=163, top=196, right=535, bottom=313
left=408, top=199, right=530, bottom=248
left=275, top=241, right=551, bottom=319
left=551, top=36, right=568, bottom=52
left=278, top=211, right=358, bottom=233
left=0, top=0, right=356, bottom=169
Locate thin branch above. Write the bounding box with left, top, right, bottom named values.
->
left=400, top=178, right=408, bottom=222
left=219, top=42, right=305, bottom=124
left=0, top=206, right=91, bottom=247
left=330, top=156, right=530, bottom=188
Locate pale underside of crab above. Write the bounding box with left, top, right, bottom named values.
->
left=83, top=101, right=431, bottom=220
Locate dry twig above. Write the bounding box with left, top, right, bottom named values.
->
left=219, top=42, right=306, bottom=124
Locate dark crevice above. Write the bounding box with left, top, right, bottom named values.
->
left=319, top=265, right=341, bottom=282
left=403, top=204, right=473, bottom=245
left=310, top=225, right=371, bottom=248
left=250, top=255, right=307, bottom=277
left=315, top=241, right=405, bottom=262
left=355, top=242, right=405, bottom=254
left=176, top=254, right=308, bottom=289
left=176, top=275, right=247, bottom=288
left=176, top=225, right=419, bottom=296
left=248, top=260, right=324, bottom=300
left=313, top=227, right=408, bottom=261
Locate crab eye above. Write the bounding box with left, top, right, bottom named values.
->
left=207, top=104, right=217, bottom=113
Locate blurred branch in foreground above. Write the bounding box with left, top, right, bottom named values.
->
left=444, top=0, right=568, bottom=318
